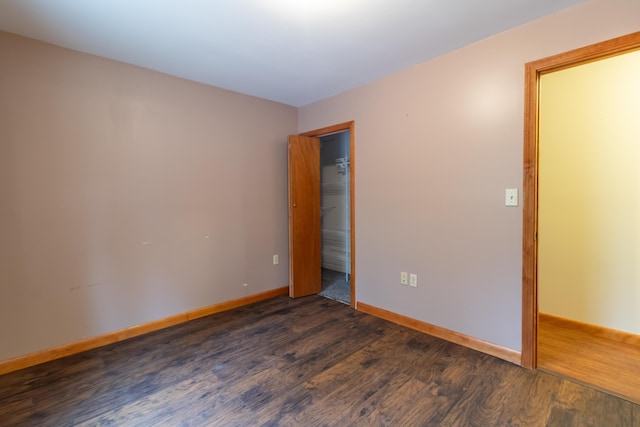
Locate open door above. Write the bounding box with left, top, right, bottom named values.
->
left=288, top=135, right=321, bottom=297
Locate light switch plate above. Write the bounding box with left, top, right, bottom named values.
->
left=505, top=189, right=519, bottom=207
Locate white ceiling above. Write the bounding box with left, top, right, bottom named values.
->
left=0, top=0, right=586, bottom=107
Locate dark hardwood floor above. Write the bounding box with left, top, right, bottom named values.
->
left=1, top=295, right=639, bottom=426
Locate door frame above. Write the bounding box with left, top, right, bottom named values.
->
left=301, top=121, right=356, bottom=308
left=521, top=32, right=640, bottom=368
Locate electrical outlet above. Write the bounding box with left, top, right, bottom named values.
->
left=273, top=254, right=279, bottom=265
left=401, top=272, right=408, bottom=285
left=409, top=273, right=418, bottom=287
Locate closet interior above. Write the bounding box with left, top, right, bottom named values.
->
left=318, top=131, right=351, bottom=304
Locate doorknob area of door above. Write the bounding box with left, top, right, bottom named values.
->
left=293, top=203, right=297, bottom=207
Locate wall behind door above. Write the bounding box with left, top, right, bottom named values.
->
left=538, top=49, right=640, bottom=334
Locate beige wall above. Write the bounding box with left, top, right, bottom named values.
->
left=0, top=31, right=297, bottom=361
left=299, top=0, right=640, bottom=351
left=538, top=50, right=640, bottom=334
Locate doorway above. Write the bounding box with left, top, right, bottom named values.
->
left=521, top=31, right=640, bottom=400
left=318, top=131, right=351, bottom=305
left=289, top=121, right=356, bottom=307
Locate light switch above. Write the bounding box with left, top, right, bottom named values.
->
left=505, top=189, right=519, bottom=207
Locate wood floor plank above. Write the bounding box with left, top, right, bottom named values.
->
left=302, top=325, right=414, bottom=399
left=367, top=377, right=434, bottom=425
left=546, top=380, right=634, bottom=427
left=1, top=295, right=638, bottom=426
left=539, top=314, right=640, bottom=403
left=498, top=369, right=562, bottom=426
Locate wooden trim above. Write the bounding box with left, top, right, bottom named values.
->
left=358, top=302, right=521, bottom=365
left=301, top=121, right=353, bottom=138
left=0, top=286, right=289, bottom=376
left=540, top=312, right=640, bottom=348
left=521, top=59, right=539, bottom=369
left=348, top=125, right=355, bottom=307
left=528, top=31, right=640, bottom=75
left=301, top=121, right=357, bottom=308
left=522, top=31, right=640, bottom=369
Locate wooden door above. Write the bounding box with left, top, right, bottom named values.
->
left=288, top=135, right=321, bottom=298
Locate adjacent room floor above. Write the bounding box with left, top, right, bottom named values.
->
left=538, top=314, right=640, bottom=404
